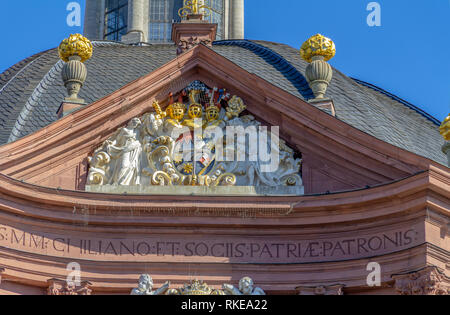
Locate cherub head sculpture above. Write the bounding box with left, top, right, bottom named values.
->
left=138, top=274, right=153, bottom=292
left=128, top=118, right=142, bottom=129
left=239, top=277, right=254, bottom=295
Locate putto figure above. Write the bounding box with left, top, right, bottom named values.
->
left=223, top=277, right=265, bottom=295
left=130, top=274, right=170, bottom=295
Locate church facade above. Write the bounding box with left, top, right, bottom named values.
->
left=0, top=1, right=448, bottom=295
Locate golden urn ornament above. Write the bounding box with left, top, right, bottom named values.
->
left=440, top=114, right=450, bottom=141
left=300, top=34, right=336, bottom=100
left=300, top=34, right=336, bottom=63
left=58, top=34, right=93, bottom=63
left=59, top=34, right=93, bottom=103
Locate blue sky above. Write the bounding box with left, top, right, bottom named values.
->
left=0, top=0, right=448, bottom=121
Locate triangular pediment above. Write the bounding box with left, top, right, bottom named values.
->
left=0, top=44, right=435, bottom=194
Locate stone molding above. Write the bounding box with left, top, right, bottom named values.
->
left=47, top=278, right=92, bottom=295
left=0, top=268, right=4, bottom=284
left=296, top=284, right=344, bottom=295
left=392, top=266, right=449, bottom=295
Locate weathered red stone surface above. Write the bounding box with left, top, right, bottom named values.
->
left=0, top=45, right=448, bottom=295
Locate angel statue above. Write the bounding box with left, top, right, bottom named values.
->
left=130, top=274, right=170, bottom=295
left=106, top=118, right=142, bottom=186
left=222, top=277, right=266, bottom=295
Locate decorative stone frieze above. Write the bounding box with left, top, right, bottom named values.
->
left=47, top=279, right=92, bottom=295
left=392, top=267, right=449, bottom=295
left=131, top=275, right=264, bottom=295
left=296, top=284, right=345, bottom=295
left=86, top=82, right=304, bottom=195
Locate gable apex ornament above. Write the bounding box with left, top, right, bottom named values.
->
left=300, top=34, right=336, bottom=101
left=178, top=0, right=212, bottom=20
left=172, top=0, right=217, bottom=55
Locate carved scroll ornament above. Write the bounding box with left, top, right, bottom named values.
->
left=393, top=267, right=449, bottom=295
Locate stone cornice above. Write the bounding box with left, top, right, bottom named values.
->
left=0, top=168, right=446, bottom=227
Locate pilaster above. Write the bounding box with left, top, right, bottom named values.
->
left=122, top=0, right=147, bottom=44
left=230, top=0, right=244, bottom=39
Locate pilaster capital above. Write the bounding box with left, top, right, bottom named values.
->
left=392, top=266, right=449, bottom=295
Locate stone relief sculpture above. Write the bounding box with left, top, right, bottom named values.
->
left=130, top=275, right=266, bottom=296
left=130, top=274, right=170, bottom=295
left=223, top=277, right=266, bottom=295
left=87, top=81, right=303, bottom=193
left=167, top=279, right=225, bottom=295
left=107, top=118, right=143, bottom=186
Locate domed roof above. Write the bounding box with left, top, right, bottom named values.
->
left=0, top=40, right=445, bottom=165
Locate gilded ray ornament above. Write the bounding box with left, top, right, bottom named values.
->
left=168, top=280, right=225, bottom=295
left=178, top=0, right=212, bottom=19
left=300, top=34, right=336, bottom=63
left=58, top=34, right=93, bottom=63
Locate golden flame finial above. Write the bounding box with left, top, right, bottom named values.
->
left=178, top=0, right=211, bottom=19
left=58, top=34, right=93, bottom=63
left=440, top=114, right=450, bottom=141
left=300, top=34, right=336, bottom=63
